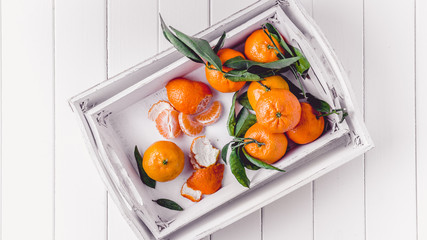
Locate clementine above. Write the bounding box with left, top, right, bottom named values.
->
left=287, top=102, right=325, bottom=144
left=166, top=78, right=212, bottom=114
left=205, top=48, right=246, bottom=93
left=243, top=123, right=288, bottom=164
left=255, top=89, right=301, bottom=133
left=142, top=141, right=185, bottom=182
left=244, top=29, right=284, bottom=63
left=247, top=75, right=289, bottom=110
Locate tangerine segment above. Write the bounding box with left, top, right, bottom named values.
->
left=244, top=123, right=288, bottom=164
left=195, top=101, right=222, bottom=126
left=181, top=183, right=202, bottom=202
left=143, top=141, right=185, bottom=182
left=178, top=112, right=204, bottom=137
left=247, top=75, right=289, bottom=110
left=244, top=29, right=284, bottom=63
left=287, top=102, right=325, bottom=144
left=255, top=89, right=301, bottom=133
left=205, top=48, right=246, bottom=93
left=190, top=136, right=219, bottom=169
left=155, top=109, right=181, bottom=139
left=148, top=100, right=174, bottom=121
left=187, top=164, right=225, bottom=195
left=166, top=78, right=213, bottom=114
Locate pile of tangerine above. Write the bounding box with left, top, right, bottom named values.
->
left=142, top=27, right=326, bottom=200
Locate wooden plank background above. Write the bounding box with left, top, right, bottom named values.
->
left=1, top=0, right=424, bottom=239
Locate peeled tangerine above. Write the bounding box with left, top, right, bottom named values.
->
left=181, top=137, right=224, bottom=202
left=181, top=164, right=225, bottom=202
left=190, top=136, right=219, bottom=169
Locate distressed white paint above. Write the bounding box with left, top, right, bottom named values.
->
left=1, top=0, right=54, bottom=239
left=1, top=0, right=423, bottom=240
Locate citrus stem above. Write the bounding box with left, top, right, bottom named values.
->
left=231, top=137, right=266, bottom=149
left=257, top=81, right=271, bottom=91
left=162, top=159, right=168, bottom=165
left=262, top=26, right=307, bottom=98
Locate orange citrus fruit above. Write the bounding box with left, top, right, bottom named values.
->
left=244, top=123, right=288, bottom=164
left=195, top=101, right=222, bottom=126
left=287, top=102, right=325, bottom=144
left=244, top=29, right=284, bottom=63
left=247, top=75, right=289, bottom=110
left=148, top=100, right=174, bottom=121
left=205, top=48, right=247, bottom=93
left=255, top=89, right=301, bottom=133
left=142, top=141, right=185, bottom=182
left=178, top=112, right=204, bottom=137
left=155, top=109, right=181, bottom=139
left=186, top=164, right=225, bottom=195
left=190, top=136, right=219, bottom=169
left=166, top=78, right=212, bottom=114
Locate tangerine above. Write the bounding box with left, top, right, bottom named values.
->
left=287, top=102, right=325, bottom=144
left=155, top=109, right=181, bottom=139
left=166, top=78, right=212, bottom=114
left=205, top=48, right=246, bottom=93
left=244, top=29, right=284, bottom=63
left=148, top=100, right=174, bottom=121
left=244, top=123, right=288, bottom=164
left=195, top=101, right=222, bottom=126
left=178, top=112, right=204, bottom=137
left=255, top=89, right=301, bottom=133
left=247, top=75, right=289, bottom=110
left=143, top=141, right=185, bottom=182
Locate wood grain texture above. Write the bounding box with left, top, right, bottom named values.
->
left=107, top=195, right=139, bottom=240
left=107, top=0, right=158, bottom=77
left=210, top=0, right=259, bottom=25
left=2, top=0, right=54, bottom=239
left=365, top=0, right=417, bottom=239
left=416, top=0, right=427, bottom=238
left=263, top=184, right=313, bottom=240
left=159, top=0, right=209, bottom=51
left=54, top=1, right=108, bottom=239
left=211, top=211, right=262, bottom=240
left=311, top=0, right=365, bottom=239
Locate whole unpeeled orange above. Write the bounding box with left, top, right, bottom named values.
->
left=247, top=75, right=289, bottom=110
left=244, top=29, right=284, bottom=63
left=244, top=123, right=288, bottom=164
left=287, top=102, right=325, bottom=144
left=143, top=141, right=185, bottom=182
left=205, top=48, right=246, bottom=93
left=166, top=78, right=212, bottom=115
left=255, top=89, right=301, bottom=133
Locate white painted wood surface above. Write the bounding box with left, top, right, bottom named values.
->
left=1, top=0, right=424, bottom=240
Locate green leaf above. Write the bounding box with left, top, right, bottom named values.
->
left=237, top=147, right=260, bottom=170
left=159, top=15, right=203, bottom=63
left=242, top=148, right=285, bottom=172
left=152, top=199, right=184, bottom=211
left=227, top=92, right=238, bottom=136
left=221, top=142, right=231, bottom=164
left=224, top=56, right=300, bottom=70
left=213, top=32, right=226, bottom=54
left=134, top=146, right=156, bottom=188
left=307, top=93, right=332, bottom=113
left=224, top=70, right=264, bottom=82
left=237, top=92, right=253, bottom=110
left=229, top=148, right=250, bottom=188
left=293, top=47, right=310, bottom=75
left=264, top=23, right=293, bottom=57
left=234, top=108, right=257, bottom=137
left=171, top=27, right=223, bottom=72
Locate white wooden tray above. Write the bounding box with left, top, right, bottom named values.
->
left=69, top=1, right=373, bottom=239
